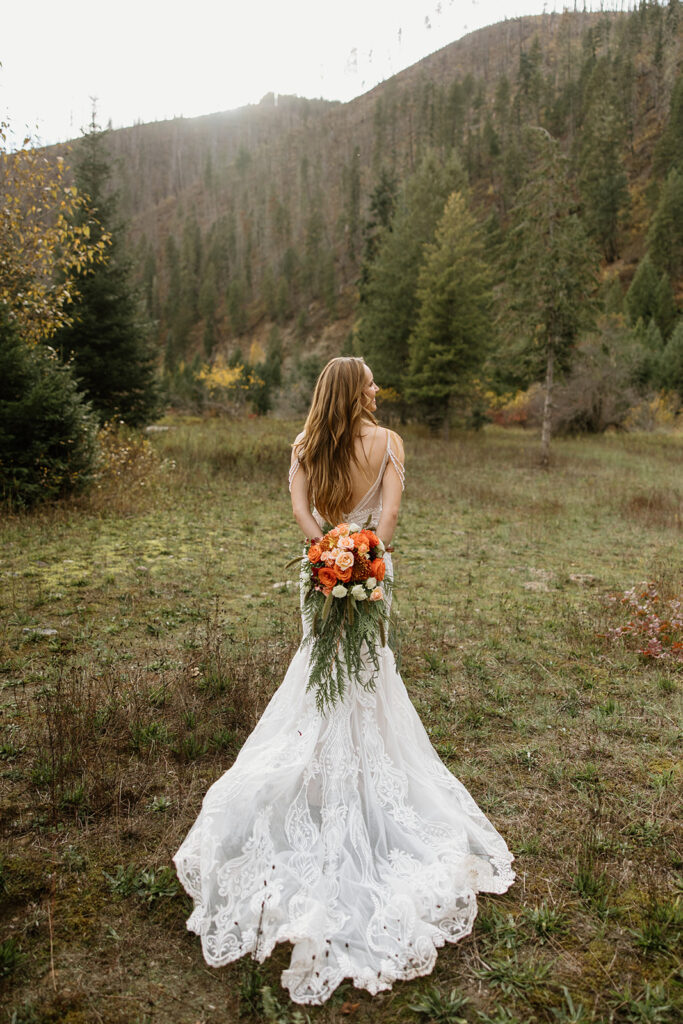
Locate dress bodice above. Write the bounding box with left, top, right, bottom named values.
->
left=288, top=429, right=405, bottom=533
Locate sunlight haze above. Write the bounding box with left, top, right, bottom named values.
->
left=2, top=0, right=588, bottom=144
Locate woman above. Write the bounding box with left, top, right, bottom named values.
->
left=173, top=357, right=515, bottom=1006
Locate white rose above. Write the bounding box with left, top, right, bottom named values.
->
left=351, top=585, right=367, bottom=601
left=331, top=584, right=348, bottom=598
left=348, top=522, right=360, bottom=533
left=365, top=577, right=377, bottom=590
left=376, top=538, right=385, bottom=553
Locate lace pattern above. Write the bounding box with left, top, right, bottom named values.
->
left=173, top=433, right=515, bottom=1005
left=173, top=643, right=515, bottom=1004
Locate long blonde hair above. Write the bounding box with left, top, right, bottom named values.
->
left=294, top=357, right=377, bottom=524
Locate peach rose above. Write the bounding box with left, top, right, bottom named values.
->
left=320, top=548, right=337, bottom=564
left=369, top=557, right=385, bottom=581
left=317, top=567, right=338, bottom=591
left=338, top=535, right=355, bottom=550
left=307, top=544, right=322, bottom=563
left=369, top=587, right=384, bottom=601
left=335, top=550, right=354, bottom=572
left=334, top=565, right=352, bottom=582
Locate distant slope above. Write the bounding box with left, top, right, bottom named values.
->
left=52, top=7, right=683, bottom=370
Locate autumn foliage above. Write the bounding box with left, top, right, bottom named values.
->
left=0, top=120, right=110, bottom=344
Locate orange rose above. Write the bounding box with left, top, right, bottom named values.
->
left=369, top=557, right=385, bottom=581
left=362, top=530, right=380, bottom=549
left=334, top=565, right=352, bottom=582
left=318, top=567, right=338, bottom=590
left=308, top=544, right=322, bottom=563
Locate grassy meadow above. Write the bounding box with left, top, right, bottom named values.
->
left=1, top=417, right=681, bottom=1024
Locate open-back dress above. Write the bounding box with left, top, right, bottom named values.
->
left=172, top=430, right=515, bottom=1005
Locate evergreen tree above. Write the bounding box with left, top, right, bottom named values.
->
left=404, top=192, right=492, bottom=431
left=653, top=72, right=683, bottom=177
left=655, top=271, right=678, bottom=340
left=626, top=254, right=661, bottom=325
left=53, top=120, right=161, bottom=425
left=505, top=129, right=599, bottom=465
left=355, top=151, right=467, bottom=396
left=657, top=318, right=683, bottom=393
left=647, top=167, right=683, bottom=280
left=359, top=168, right=399, bottom=287
left=630, top=317, right=665, bottom=388
left=0, top=307, right=98, bottom=508
left=579, top=99, right=629, bottom=262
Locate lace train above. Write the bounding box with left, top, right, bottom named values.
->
left=172, top=636, right=515, bottom=1005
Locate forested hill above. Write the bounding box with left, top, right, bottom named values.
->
left=71, top=4, right=682, bottom=375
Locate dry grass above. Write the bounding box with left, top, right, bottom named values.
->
left=1, top=419, right=681, bottom=1024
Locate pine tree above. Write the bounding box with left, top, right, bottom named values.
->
left=579, top=99, right=629, bottom=262
left=657, top=319, right=683, bottom=393
left=626, top=254, right=661, bottom=325
left=653, top=72, right=683, bottom=177
left=404, top=192, right=492, bottom=431
left=359, top=168, right=398, bottom=287
left=0, top=307, right=98, bottom=508
left=355, top=151, right=467, bottom=396
left=53, top=119, right=161, bottom=425
left=505, top=129, right=599, bottom=465
left=655, top=272, right=678, bottom=340
left=647, top=167, right=683, bottom=280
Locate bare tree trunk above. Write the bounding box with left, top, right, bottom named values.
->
left=540, top=343, right=555, bottom=467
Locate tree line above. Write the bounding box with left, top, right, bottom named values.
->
left=1, top=119, right=161, bottom=508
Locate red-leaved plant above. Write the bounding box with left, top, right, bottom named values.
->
left=603, top=582, right=683, bottom=661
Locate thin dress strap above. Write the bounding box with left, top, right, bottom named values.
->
left=288, top=456, right=300, bottom=493
left=386, top=433, right=405, bottom=490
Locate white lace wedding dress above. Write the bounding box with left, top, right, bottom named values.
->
left=172, top=437, right=515, bottom=1005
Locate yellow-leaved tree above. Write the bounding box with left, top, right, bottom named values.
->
left=0, top=119, right=111, bottom=344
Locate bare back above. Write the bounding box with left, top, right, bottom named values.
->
left=289, top=422, right=404, bottom=542
left=347, top=424, right=391, bottom=510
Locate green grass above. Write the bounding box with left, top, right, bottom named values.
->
left=0, top=418, right=681, bottom=1023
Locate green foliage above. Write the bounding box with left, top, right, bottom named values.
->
left=579, top=97, right=629, bottom=262
left=52, top=120, right=161, bottom=426
left=0, top=938, right=24, bottom=979
left=627, top=254, right=662, bottom=326
left=648, top=167, right=683, bottom=280
left=408, top=985, right=470, bottom=1024
left=359, top=167, right=399, bottom=282
left=505, top=130, right=599, bottom=376
left=356, top=150, right=467, bottom=395
left=612, top=981, right=675, bottom=1023
left=657, top=319, right=683, bottom=393
left=653, top=71, right=683, bottom=177
left=0, top=307, right=99, bottom=508
left=227, top=277, right=248, bottom=335
left=103, top=864, right=180, bottom=904
left=405, top=191, right=493, bottom=430
left=301, top=567, right=395, bottom=713
left=626, top=256, right=677, bottom=340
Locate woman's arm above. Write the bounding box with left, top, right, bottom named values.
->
left=290, top=438, right=323, bottom=540
left=377, top=430, right=404, bottom=546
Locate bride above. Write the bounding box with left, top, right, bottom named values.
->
left=172, top=357, right=515, bottom=1005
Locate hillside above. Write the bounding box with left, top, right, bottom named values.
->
left=53, top=5, right=683, bottom=382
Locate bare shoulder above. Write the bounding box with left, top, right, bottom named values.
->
left=386, top=427, right=404, bottom=460
left=291, top=430, right=305, bottom=463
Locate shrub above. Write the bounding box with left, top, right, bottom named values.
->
left=0, top=308, right=99, bottom=508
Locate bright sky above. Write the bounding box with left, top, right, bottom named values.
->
left=3, top=0, right=608, bottom=145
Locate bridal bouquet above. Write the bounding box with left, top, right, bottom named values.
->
left=298, top=522, right=393, bottom=712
